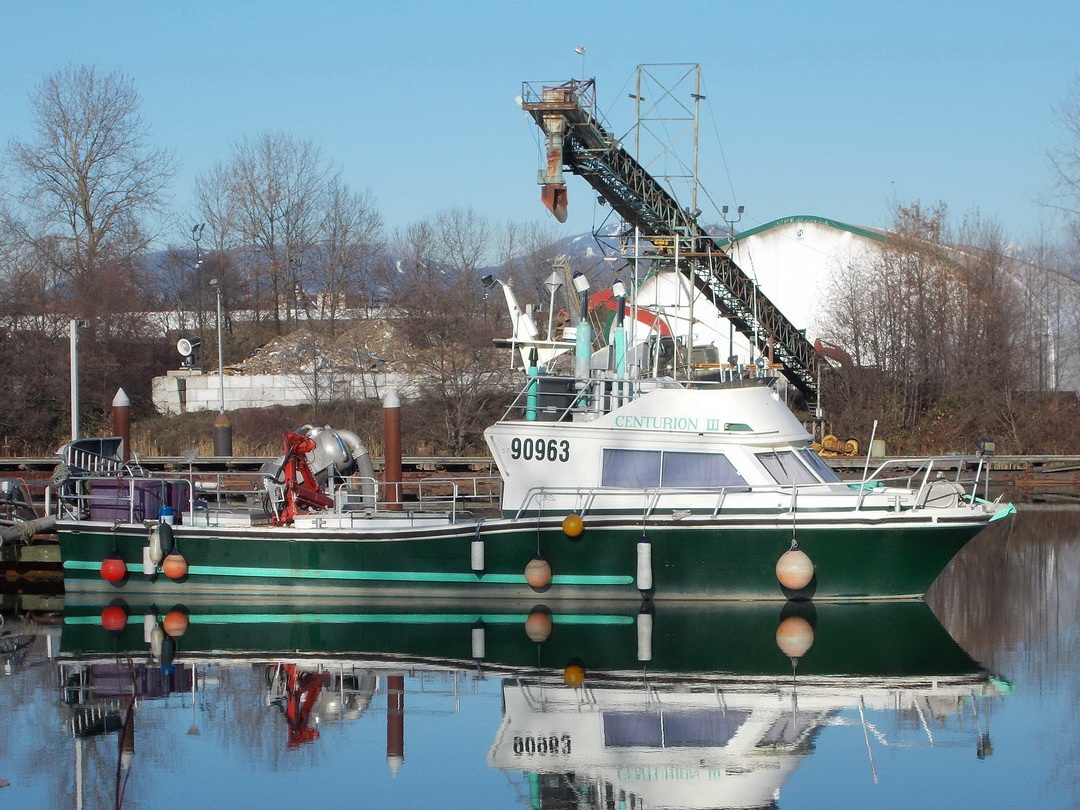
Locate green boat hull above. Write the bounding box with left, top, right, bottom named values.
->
left=58, top=513, right=988, bottom=601
left=59, top=599, right=982, bottom=680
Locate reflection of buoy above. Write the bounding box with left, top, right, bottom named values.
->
left=100, top=604, right=128, bottom=634
left=563, top=661, right=586, bottom=688
left=525, top=607, right=552, bottom=643
left=471, top=620, right=486, bottom=662
left=562, top=514, right=583, bottom=538
left=101, top=554, right=127, bottom=583
left=637, top=602, right=654, bottom=663
left=525, top=556, right=552, bottom=589
left=150, top=622, right=165, bottom=661
left=776, top=547, right=815, bottom=591
left=163, top=609, right=189, bottom=638
left=159, top=635, right=176, bottom=672
left=776, top=615, right=815, bottom=659
left=162, top=551, right=188, bottom=580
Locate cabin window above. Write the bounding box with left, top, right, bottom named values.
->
left=602, top=449, right=747, bottom=490
left=662, top=452, right=748, bottom=489
left=756, top=450, right=820, bottom=485
left=797, top=448, right=842, bottom=482
left=602, top=709, right=749, bottom=748
left=602, top=449, right=661, bottom=487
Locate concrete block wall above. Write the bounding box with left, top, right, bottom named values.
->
left=152, top=370, right=417, bottom=414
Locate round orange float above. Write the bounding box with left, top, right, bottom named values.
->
left=100, top=554, right=127, bottom=583
left=561, top=514, right=583, bottom=538
left=100, top=604, right=128, bottom=633
left=775, top=615, right=815, bottom=660
left=524, top=608, right=553, bottom=643
left=162, top=608, right=189, bottom=638
left=161, top=551, right=188, bottom=581
left=775, top=547, right=815, bottom=591
left=524, top=556, right=552, bottom=589
left=563, top=662, right=586, bottom=688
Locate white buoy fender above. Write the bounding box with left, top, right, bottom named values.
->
left=636, top=537, right=653, bottom=593
left=776, top=548, right=815, bottom=591
left=637, top=610, right=653, bottom=663
left=471, top=537, right=485, bottom=573
left=471, top=622, right=486, bottom=661
left=141, top=544, right=155, bottom=576
left=148, top=525, right=164, bottom=565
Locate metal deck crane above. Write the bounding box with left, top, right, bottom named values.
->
left=521, top=79, right=821, bottom=412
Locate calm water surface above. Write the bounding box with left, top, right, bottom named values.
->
left=1, top=508, right=1076, bottom=809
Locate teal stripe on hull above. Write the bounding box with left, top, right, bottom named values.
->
left=66, top=611, right=634, bottom=626
left=63, top=560, right=633, bottom=587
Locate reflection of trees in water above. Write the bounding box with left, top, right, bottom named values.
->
left=926, top=508, right=1079, bottom=795
left=927, top=509, right=1079, bottom=676
left=201, top=666, right=325, bottom=771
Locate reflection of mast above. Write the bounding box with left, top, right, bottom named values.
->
left=386, top=674, right=405, bottom=777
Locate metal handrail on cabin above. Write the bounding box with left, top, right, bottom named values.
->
left=501, top=374, right=653, bottom=421
left=512, top=460, right=992, bottom=520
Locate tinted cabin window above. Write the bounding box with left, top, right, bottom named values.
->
left=662, top=451, right=748, bottom=489
left=756, top=450, right=820, bottom=485
left=603, top=709, right=749, bottom=748
left=602, top=449, right=747, bottom=490
left=602, top=449, right=661, bottom=487
left=798, top=448, right=842, bottom=482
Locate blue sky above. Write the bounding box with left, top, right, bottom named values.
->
left=1, top=0, right=1077, bottom=248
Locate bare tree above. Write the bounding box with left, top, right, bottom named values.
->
left=215, top=132, right=335, bottom=332
left=6, top=65, right=174, bottom=321
left=314, top=179, right=382, bottom=329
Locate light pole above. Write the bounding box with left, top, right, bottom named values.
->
left=69, top=319, right=89, bottom=441
left=191, top=223, right=205, bottom=336
left=208, top=277, right=233, bottom=456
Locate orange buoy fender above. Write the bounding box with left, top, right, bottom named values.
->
left=776, top=547, right=815, bottom=591
left=562, top=514, right=583, bottom=538
left=563, top=661, right=586, bottom=688
left=524, top=607, right=553, bottom=643
left=100, top=604, right=128, bottom=634
left=776, top=615, right=815, bottom=659
left=162, top=608, right=189, bottom=638
left=101, top=553, right=127, bottom=583
left=525, top=556, right=552, bottom=589
left=162, top=551, right=188, bottom=581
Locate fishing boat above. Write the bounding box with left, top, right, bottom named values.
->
left=51, top=266, right=1012, bottom=602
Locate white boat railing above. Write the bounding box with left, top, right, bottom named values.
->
left=50, top=469, right=503, bottom=525
left=511, top=455, right=994, bottom=520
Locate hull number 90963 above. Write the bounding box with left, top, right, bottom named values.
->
left=512, top=734, right=571, bottom=756
left=509, top=437, right=570, bottom=462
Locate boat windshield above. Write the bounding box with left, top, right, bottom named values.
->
left=798, top=448, right=842, bottom=482
left=756, top=449, right=841, bottom=485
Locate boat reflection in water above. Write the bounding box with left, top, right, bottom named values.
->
left=57, top=598, right=1007, bottom=809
